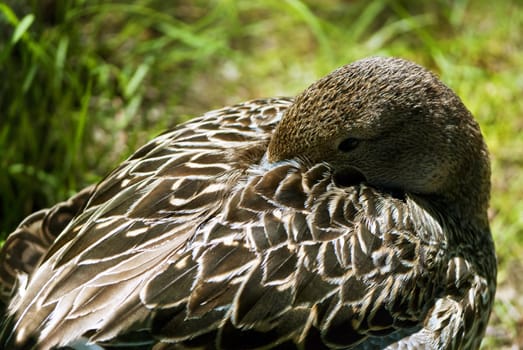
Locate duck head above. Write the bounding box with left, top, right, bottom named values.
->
left=268, top=57, right=491, bottom=221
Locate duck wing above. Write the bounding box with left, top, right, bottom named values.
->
left=0, top=185, right=94, bottom=307
left=2, top=98, right=292, bottom=349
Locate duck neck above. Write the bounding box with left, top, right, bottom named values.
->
left=429, top=163, right=491, bottom=241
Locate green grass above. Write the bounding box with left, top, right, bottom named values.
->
left=0, top=0, right=522, bottom=347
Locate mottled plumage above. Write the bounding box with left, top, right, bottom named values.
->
left=0, top=57, right=496, bottom=350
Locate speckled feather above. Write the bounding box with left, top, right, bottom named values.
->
left=0, top=58, right=496, bottom=350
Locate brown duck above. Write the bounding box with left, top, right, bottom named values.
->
left=0, top=57, right=496, bottom=349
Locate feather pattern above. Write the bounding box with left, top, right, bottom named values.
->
left=0, top=58, right=496, bottom=350
left=0, top=186, right=94, bottom=308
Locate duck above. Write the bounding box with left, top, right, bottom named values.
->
left=0, top=57, right=496, bottom=349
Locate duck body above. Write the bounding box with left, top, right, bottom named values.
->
left=0, top=58, right=496, bottom=349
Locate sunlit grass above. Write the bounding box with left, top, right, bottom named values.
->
left=0, top=0, right=521, bottom=347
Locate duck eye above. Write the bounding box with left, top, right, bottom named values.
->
left=338, top=138, right=359, bottom=152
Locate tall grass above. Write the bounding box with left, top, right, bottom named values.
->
left=0, top=0, right=522, bottom=347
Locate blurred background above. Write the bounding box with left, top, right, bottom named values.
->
left=0, top=0, right=521, bottom=347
